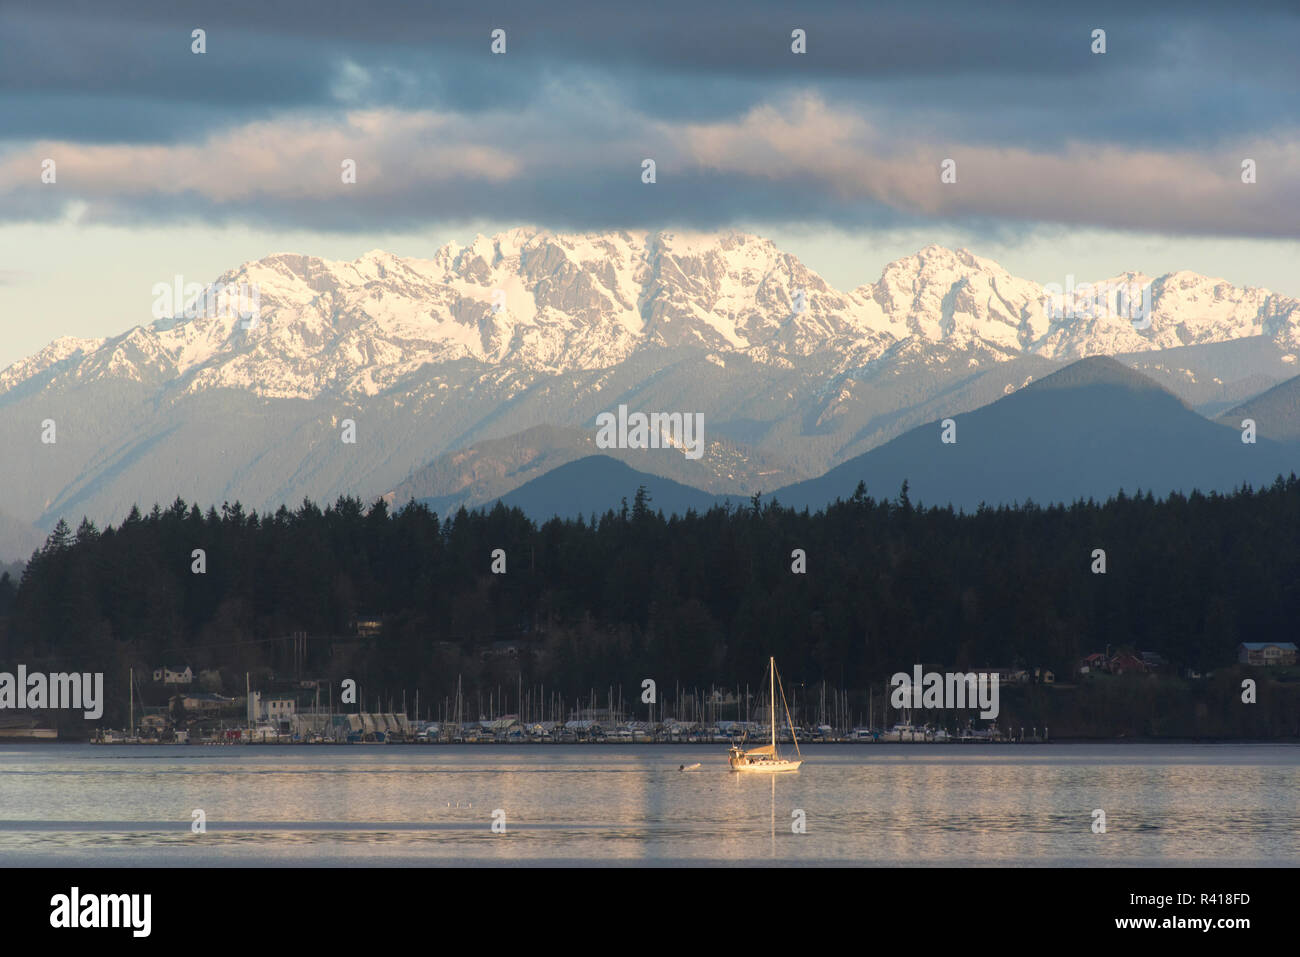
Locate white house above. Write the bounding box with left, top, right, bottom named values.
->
left=248, top=691, right=297, bottom=725
left=152, top=665, right=193, bottom=685
left=1238, top=642, right=1298, bottom=667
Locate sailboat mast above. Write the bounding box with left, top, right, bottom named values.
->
left=770, top=657, right=776, bottom=751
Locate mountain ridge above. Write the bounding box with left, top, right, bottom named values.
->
left=4, top=232, right=1300, bottom=559
left=765, top=356, right=1300, bottom=513
left=1217, top=372, right=1300, bottom=443
left=5, top=231, right=1299, bottom=403
left=403, top=358, right=1300, bottom=522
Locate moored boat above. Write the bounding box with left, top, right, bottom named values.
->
left=728, top=657, right=802, bottom=773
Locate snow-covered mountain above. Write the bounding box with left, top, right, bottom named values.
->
left=6, top=230, right=1298, bottom=403
left=3, top=229, right=1300, bottom=558
left=0, top=229, right=879, bottom=400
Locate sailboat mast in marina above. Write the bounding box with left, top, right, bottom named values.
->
left=728, top=657, right=802, bottom=772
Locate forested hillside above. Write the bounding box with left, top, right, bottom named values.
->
left=3, top=476, right=1298, bottom=735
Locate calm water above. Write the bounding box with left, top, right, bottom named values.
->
left=1, top=743, right=1296, bottom=866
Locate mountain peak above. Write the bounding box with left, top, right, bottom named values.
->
left=906, top=244, right=999, bottom=271
left=4, top=230, right=1300, bottom=403
left=1027, top=355, right=1168, bottom=394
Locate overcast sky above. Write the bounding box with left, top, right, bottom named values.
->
left=1, top=0, right=1297, bottom=367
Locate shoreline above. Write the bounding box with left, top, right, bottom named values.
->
left=7, top=736, right=1298, bottom=746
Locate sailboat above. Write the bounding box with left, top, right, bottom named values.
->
left=728, top=657, right=802, bottom=773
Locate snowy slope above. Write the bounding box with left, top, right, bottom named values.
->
left=5, top=231, right=1298, bottom=403
left=3, top=230, right=1299, bottom=559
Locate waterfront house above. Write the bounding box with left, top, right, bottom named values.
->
left=1237, top=642, right=1298, bottom=666
left=1108, top=653, right=1148, bottom=675
left=248, top=691, right=298, bottom=725
left=152, top=665, right=193, bottom=685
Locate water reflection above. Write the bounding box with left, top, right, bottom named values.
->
left=0, top=744, right=1295, bottom=865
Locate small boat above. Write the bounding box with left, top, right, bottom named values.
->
left=728, top=657, right=803, bottom=773
left=679, top=762, right=701, bottom=771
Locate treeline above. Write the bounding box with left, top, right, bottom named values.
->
left=1, top=476, right=1299, bottom=732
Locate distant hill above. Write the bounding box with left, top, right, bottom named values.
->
left=1217, top=372, right=1300, bottom=443
left=766, top=356, right=1300, bottom=511
left=1117, top=336, right=1300, bottom=418
left=389, top=425, right=601, bottom=516
left=0, top=509, right=41, bottom=564
left=497, top=455, right=742, bottom=520
left=389, top=423, right=802, bottom=515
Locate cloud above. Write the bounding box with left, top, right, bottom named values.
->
left=1, top=1, right=1296, bottom=239
left=3, top=1, right=1297, bottom=142
left=675, top=97, right=1300, bottom=237
left=0, top=110, right=519, bottom=204
left=7, top=93, right=1294, bottom=239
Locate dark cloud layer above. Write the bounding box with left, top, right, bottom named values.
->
left=0, top=1, right=1296, bottom=238
left=4, top=1, right=1296, bottom=138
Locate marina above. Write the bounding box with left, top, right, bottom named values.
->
left=87, top=719, right=1044, bottom=745
left=79, top=666, right=1050, bottom=746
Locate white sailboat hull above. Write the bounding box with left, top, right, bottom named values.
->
left=729, top=757, right=802, bottom=773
